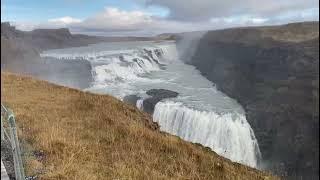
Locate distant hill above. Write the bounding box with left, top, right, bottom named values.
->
left=1, top=22, right=161, bottom=51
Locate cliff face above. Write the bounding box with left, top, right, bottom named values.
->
left=189, top=22, right=319, bottom=179
left=1, top=23, right=97, bottom=89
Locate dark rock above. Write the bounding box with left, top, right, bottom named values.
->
left=123, top=95, right=141, bottom=106
left=143, top=89, right=178, bottom=114
left=146, top=89, right=179, bottom=98
left=187, top=22, right=319, bottom=179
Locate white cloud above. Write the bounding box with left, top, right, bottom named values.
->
left=10, top=1, right=319, bottom=36
left=67, top=7, right=221, bottom=35
left=75, top=7, right=153, bottom=31
left=251, top=18, right=268, bottom=24
left=11, top=17, right=82, bottom=31
left=48, top=16, right=82, bottom=25
left=66, top=7, right=280, bottom=36
left=11, top=21, right=38, bottom=31
left=140, top=0, right=319, bottom=21
left=211, top=16, right=269, bottom=24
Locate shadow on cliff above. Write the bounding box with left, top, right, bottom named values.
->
left=186, top=22, right=319, bottom=180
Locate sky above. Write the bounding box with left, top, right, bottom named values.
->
left=1, top=0, right=319, bottom=36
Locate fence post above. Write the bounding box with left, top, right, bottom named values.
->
left=1, top=116, right=4, bottom=141
left=8, top=111, right=25, bottom=180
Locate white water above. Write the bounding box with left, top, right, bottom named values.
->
left=136, top=99, right=144, bottom=110
left=153, top=101, right=260, bottom=167
left=42, top=41, right=261, bottom=168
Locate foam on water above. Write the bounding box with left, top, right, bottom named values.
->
left=41, top=41, right=261, bottom=168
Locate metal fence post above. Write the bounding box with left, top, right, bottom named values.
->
left=8, top=111, right=25, bottom=180
left=1, top=104, right=26, bottom=180
left=1, top=116, right=4, bottom=141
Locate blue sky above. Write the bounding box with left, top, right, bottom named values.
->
left=1, top=0, right=167, bottom=22
left=1, top=0, right=318, bottom=36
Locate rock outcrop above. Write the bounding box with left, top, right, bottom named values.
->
left=188, top=22, right=319, bottom=179
left=123, top=95, right=142, bottom=106
left=143, top=89, right=179, bottom=114
left=123, top=89, right=179, bottom=114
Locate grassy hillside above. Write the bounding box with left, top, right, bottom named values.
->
left=1, top=73, right=277, bottom=180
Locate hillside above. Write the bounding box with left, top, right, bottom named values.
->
left=189, top=21, right=319, bottom=179
left=1, top=72, right=278, bottom=179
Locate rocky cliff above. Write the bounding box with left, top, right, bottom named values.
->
left=189, top=22, right=319, bottom=179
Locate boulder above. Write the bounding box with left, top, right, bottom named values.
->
left=143, top=89, right=178, bottom=114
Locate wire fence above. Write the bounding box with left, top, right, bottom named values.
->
left=1, top=104, right=26, bottom=180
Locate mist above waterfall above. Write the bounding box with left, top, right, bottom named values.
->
left=175, top=31, right=207, bottom=63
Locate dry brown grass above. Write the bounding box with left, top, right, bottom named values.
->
left=1, top=72, right=279, bottom=180
left=260, top=22, right=319, bottom=42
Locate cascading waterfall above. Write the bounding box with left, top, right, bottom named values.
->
left=153, top=101, right=261, bottom=168
left=41, top=42, right=173, bottom=98
left=41, top=41, right=261, bottom=168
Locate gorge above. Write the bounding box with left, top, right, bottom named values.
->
left=1, top=22, right=318, bottom=179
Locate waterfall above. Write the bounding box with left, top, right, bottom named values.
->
left=41, top=44, right=178, bottom=86
left=153, top=101, right=261, bottom=168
